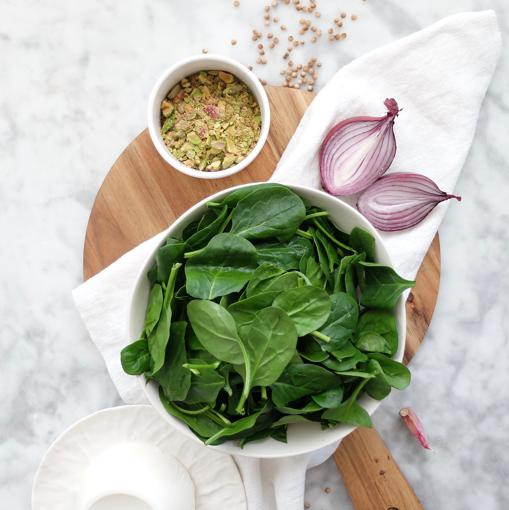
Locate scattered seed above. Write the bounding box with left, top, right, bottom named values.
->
left=202, top=48, right=208, bottom=54
left=352, top=14, right=358, bottom=21
left=327, top=28, right=333, bottom=34
left=248, top=65, right=253, bottom=70
left=307, top=85, right=314, bottom=91
left=233, top=0, right=240, bottom=6
left=257, top=43, right=264, bottom=49
left=260, top=78, right=267, bottom=85
left=281, top=24, right=287, bottom=30
left=304, top=503, right=311, bottom=509
left=268, top=32, right=273, bottom=38
left=231, top=39, right=237, bottom=45
left=341, top=11, right=347, bottom=18
left=324, top=487, right=332, bottom=494
left=264, top=5, right=270, bottom=11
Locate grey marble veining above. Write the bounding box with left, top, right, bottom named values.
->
left=1, top=0, right=508, bottom=508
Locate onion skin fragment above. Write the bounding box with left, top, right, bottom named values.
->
left=319, top=98, right=400, bottom=196
left=400, top=407, right=431, bottom=450
left=357, top=172, right=461, bottom=232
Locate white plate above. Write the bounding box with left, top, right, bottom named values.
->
left=32, top=405, right=246, bottom=510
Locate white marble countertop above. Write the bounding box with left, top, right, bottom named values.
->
left=1, top=0, right=508, bottom=508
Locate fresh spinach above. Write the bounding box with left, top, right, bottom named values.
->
left=272, top=286, right=331, bottom=336
left=230, top=186, right=306, bottom=240
left=185, top=233, right=257, bottom=299
left=121, top=184, right=413, bottom=446
left=359, top=261, right=415, bottom=308
left=154, top=321, right=191, bottom=401
left=120, top=339, right=151, bottom=375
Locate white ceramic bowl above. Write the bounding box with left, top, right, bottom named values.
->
left=147, top=54, right=270, bottom=179
left=129, top=184, right=406, bottom=458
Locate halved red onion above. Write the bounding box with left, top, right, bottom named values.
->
left=320, top=98, right=400, bottom=196
left=357, top=172, right=461, bottom=231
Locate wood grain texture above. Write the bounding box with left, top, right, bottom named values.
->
left=83, top=85, right=439, bottom=510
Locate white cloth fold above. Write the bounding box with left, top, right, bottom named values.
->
left=73, top=11, right=500, bottom=510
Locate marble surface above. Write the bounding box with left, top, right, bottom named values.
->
left=1, top=0, right=508, bottom=508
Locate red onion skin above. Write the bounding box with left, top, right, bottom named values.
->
left=320, top=99, right=399, bottom=196
left=357, top=172, right=461, bottom=232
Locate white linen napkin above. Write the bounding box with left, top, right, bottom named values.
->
left=73, top=11, right=500, bottom=510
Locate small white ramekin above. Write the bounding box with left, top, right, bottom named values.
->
left=147, top=54, right=271, bottom=180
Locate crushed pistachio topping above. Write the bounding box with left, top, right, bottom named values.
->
left=160, top=70, right=262, bottom=172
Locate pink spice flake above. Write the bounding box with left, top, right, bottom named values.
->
left=204, top=104, right=220, bottom=119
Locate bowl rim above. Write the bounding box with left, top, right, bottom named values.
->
left=147, top=54, right=271, bottom=180
left=129, top=183, right=407, bottom=458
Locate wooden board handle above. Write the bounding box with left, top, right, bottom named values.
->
left=334, top=428, right=424, bottom=510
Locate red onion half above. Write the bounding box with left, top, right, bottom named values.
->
left=320, top=98, right=399, bottom=196
left=357, top=172, right=461, bottom=232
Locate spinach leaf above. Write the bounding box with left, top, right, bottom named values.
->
left=302, top=256, right=326, bottom=289
left=186, top=367, right=225, bottom=404
left=356, top=331, right=391, bottom=354
left=182, top=219, right=200, bottom=240
left=349, top=227, right=376, bottom=262
left=120, top=339, right=151, bottom=375
left=153, top=238, right=187, bottom=283
left=325, top=344, right=368, bottom=372
left=359, top=261, right=415, bottom=308
left=368, top=354, right=411, bottom=390
left=319, top=292, right=358, bottom=351
left=366, top=375, right=392, bottom=400
left=245, top=263, right=285, bottom=297
left=185, top=233, right=257, bottom=299
left=230, top=187, right=306, bottom=241
left=297, top=337, right=329, bottom=362
left=228, top=292, right=279, bottom=332
left=154, top=321, right=191, bottom=401
left=357, top=309, right=398, bottom=356
left=311, top=387, right=344, bottom=408
left=277, top=401, right=322, bottom=415
left=250, top=271, right=303, bottom=296
left=187, top=300, right=247, bottom=365
left=255, top=236, right=313, bottom=270
left=241, top=307, right=298, bottom=388
left=218, top=183, right=288, bottom=208
left=147, top=263, right=181, bottom=375
left=273, top=286, right=331, bottom=336
left=322, top=380, right=372, bottom=428
left=187, top=300, right=253, bottom=414
left=271, top=364, right=341, bottom=407
left=205, top=406, right=268, bottom=445
left=159, top=388, right=222, bottom=439
left=271, top=415, right=310, bottom=427
left=142, top=284, right=163, bottom=336
left=186, top=204, right=229, bottom=250
left=315, top=228, right=339, bottom=274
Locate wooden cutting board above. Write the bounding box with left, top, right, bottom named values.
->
left=83, top=85, right=439, bottom=510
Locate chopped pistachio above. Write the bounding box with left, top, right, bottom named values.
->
left=159, top=70, right=261, bottom=172
left=187, top=132, right=201, bottom=145
left=218, top=71, right=234, bottom=83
